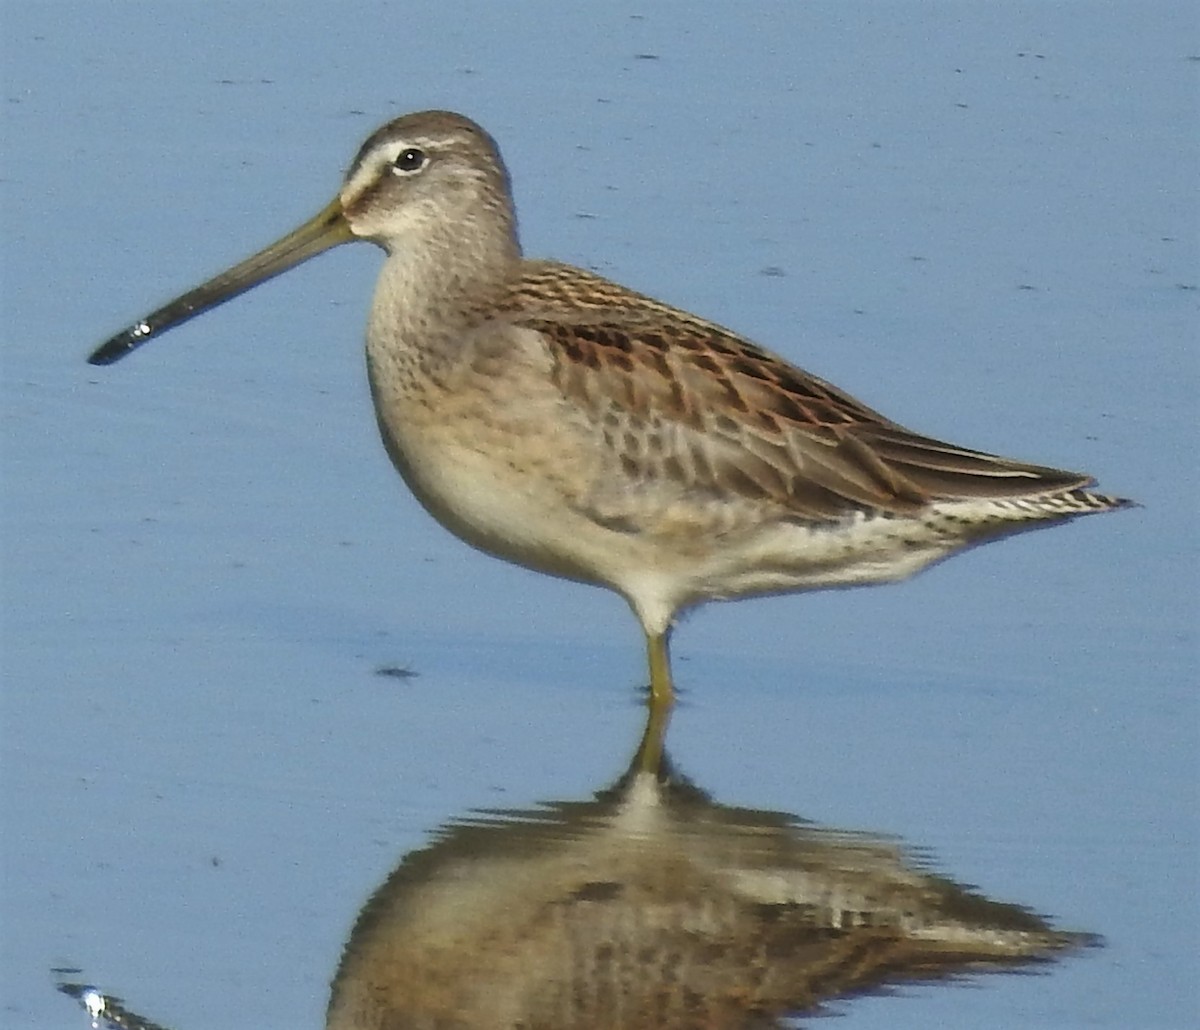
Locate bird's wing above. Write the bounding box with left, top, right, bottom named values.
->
left=506, top=262, right=1092, bottom=522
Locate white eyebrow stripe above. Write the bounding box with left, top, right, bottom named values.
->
left=342, top=135, right=438, bottom=198
left=340, top=128, right=486, bottom=208
left=342, top=148, right=392, bottom=202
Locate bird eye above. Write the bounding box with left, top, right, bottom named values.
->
left=392, top=147, right=427, bottom=174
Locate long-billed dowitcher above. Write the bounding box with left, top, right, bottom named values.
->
left=89, top=111, right=1130, bottom=704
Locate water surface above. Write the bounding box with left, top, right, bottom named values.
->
left=2, top=4, right=1195, bottom=1028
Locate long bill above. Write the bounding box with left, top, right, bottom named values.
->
left=88, top=197, right=355, bottom=366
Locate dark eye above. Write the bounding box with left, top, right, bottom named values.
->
left=392, top=147, right=427, bottom=174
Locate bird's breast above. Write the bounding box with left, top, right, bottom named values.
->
left=364, top=336, right=629, bottom=588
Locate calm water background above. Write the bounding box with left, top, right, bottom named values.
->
left=2, top=3, right=1196, bottom=1027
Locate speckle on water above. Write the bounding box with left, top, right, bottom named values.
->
left=376, top=664, right=418, bottom=680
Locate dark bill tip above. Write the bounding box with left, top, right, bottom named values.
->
left=88, top=321, right=158, bottom=365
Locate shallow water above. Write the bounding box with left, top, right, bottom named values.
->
left=2, top=4, right=1196, bottom=1028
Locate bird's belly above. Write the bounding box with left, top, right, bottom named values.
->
left=373, top=400, right=628, bottom=589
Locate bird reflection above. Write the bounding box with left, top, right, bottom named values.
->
left=57, top=700, right=1093, bottom=1029
left=326, top=703, right=1093, bottom=1029
left=54, top=696, right=1089, bottom=1027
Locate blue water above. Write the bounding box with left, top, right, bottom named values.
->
left=2, top=3, right=1196, bottom=1028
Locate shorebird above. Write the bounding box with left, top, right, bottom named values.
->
left=89, top=110, right=1130, bottom=705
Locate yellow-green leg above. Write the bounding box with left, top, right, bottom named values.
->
left=630, top=629, right=675, bottom=775
left=646, top=630, right=675, bottom=708
left=632, top=686, right=672, bottom=776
